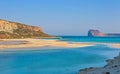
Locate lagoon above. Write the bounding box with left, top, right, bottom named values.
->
left=0, top=36, right=120, bottom=74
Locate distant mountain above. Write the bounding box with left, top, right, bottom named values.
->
left=0, top=19, right=53, bottom=38
left=88, top=29, right=120, bottom=37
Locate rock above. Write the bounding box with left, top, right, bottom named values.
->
left=79, top=53, right=120, bottom=74
left=0, top=19, right=18, bottom=33
left=88, top=29, right=106, bottom=37
left=0, top=19, right=53, bottom=38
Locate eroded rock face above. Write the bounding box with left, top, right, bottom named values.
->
left=0, top=19, right=52, bottom=38
left=88, top=29, right=106, bottom=37
left=0, top=20, right=18, bottom=33
left=33, top=26, right=42, bottom=32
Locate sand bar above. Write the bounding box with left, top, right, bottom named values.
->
left=0, top=39, right=93, bottom=49
left=112, top=44, right=120, bottom=48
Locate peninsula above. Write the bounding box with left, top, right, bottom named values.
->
left=0, top=19, right=52, bottom=38
left=0, top=19, right=93, bottom=49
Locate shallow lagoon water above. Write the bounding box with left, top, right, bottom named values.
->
left=0, top=45, right=120, bottom=74
left=0, top=36, right=120, bottom=74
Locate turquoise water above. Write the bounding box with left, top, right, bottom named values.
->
left=44, top=36, right=120, bottom=43
left=0, top=36, right=120, bottom=74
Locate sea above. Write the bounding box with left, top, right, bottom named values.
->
left=0, top=36, right=120, bottom=74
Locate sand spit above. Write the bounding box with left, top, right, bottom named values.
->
left=0, top=39, right=93, bottom=49
left=112, top=44, right=120, bottom=49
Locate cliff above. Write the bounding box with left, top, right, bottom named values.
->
left=79, top=53, right=120, bottom=74
left=88, top=29, right=120, bottom=37
left=0, top=19, right=52, bottom=39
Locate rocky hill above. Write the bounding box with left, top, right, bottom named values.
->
left=88, top=29, right=120, bottom=37
left=88, top=29, right=106, bottom=37
left=0, top=19, right=52, bottom=39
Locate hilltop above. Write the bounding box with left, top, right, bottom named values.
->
left=0, top=19, right=53, bottom=39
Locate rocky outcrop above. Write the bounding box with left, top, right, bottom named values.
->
left=79, top=53, right=120, bottom=74
left=88, top=29, right=106, bottom=37
left=88, top=29, right=120, bottom=37
left=0, top=19, right=52, bottom=38
left=0, top=20, right=18, bottom=33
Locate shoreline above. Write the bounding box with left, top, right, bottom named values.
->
left=0, top=39, right=119, bottom=50
left=0, top=39, right=93, bottom=50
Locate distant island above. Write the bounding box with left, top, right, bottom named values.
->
left=88, top=29, right=120, bottom=37
left=0, top=19, right=53, bottom=39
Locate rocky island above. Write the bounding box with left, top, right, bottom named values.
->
left=0, top=19, right=52, bottom=38
left=88, top=29, right=120, bottom=37
left=79, top=53, right=120, bottom=74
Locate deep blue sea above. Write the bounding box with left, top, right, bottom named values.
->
left=0, top=36, right=120, bottom=74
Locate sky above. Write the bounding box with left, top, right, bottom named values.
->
left=0, top=0, right=120, bottom=36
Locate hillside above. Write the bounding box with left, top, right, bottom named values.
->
left=0, top=19, right=53, bottom=39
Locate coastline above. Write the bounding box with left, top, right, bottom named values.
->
left=0, top=39, right=93, bottom=49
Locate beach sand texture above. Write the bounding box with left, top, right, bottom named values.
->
left=0, top=39, right=93, bottom=49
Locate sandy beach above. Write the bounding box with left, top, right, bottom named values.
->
left=0, top=39, right=93, bottom=49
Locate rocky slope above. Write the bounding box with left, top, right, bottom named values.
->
left=88, top=29, right=120, bottom=37
left=0, top=19, right=52, bottom=38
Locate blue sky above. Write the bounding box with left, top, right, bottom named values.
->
left=0, top=0, right=120, bottom=35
